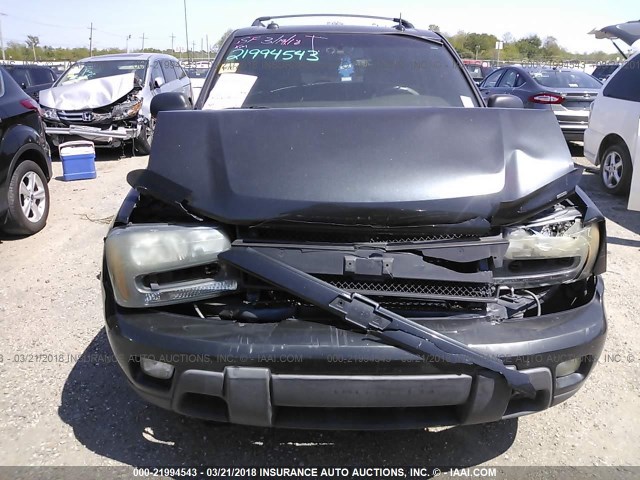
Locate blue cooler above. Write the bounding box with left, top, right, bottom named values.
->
left=59, top=140, right=96, bottom=181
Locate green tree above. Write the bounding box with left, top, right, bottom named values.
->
left=463, top=32, right=498, bottom=59
left=428, top=24, right=440, bottom=33
left=514, top=34, right=542, bottom=59
left=213, top=29, right=234, bottom=52
left=25, top=35, right=40, bottom=49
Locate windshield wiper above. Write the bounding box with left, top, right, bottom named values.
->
left=219, top=246, right=537, bottom=398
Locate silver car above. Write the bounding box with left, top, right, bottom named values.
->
left=479, top=67, right=602, bottom=142
left=39, top=53, right=193, bottom=154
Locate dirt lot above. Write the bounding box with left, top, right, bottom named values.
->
left=0, top=148, right=639, bottom=469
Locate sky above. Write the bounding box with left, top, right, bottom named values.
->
left=0, top=0, right=636, bottom=55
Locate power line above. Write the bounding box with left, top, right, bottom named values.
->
left=3, top=12, right=84, bottom=31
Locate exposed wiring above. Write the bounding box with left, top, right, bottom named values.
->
left=522, top=289, right=542, bottom=316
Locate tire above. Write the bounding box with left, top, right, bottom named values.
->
left=4, top=160, right=50, bottom=235
left=600, top=143, right=633, bottom=196
left=134, top=118, right=155, bottom=156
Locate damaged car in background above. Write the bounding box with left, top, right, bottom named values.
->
left=39, top=53, right=192, bottom=155
left=102, top=15, right=607, bottom=429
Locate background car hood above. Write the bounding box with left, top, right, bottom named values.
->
left=138, top=107, right=576, bottom=227
left=39, top=72, right=135, bottom=110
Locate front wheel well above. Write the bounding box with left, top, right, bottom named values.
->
left=597, top=134, right=630, bottom=166
left=12, top=147, right=50, bottom=181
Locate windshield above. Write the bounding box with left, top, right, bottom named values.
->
left=202, top=33, right=479, bottom=109
left=528, top=70, right=602, bottom=88
left=30, top=68, right=55, bottom=85
left=56, top=60, right=148, bottom=86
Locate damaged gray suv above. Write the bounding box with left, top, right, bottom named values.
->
left=102, top=15, right=607, bottom=429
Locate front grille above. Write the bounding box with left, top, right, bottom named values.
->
left=240, top=227, right=479, bottom=244
left=318, top=275, right=496, bottom=301
left=58, top=109, right=112, bottom=125
left=58, top=110, right=87, bottom=123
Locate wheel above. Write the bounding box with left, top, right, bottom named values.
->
left=134, top=117, right=155, bottom=155
left=600, top=143, right=633, bottom=196
left=4, top=160, right=50, bottom=235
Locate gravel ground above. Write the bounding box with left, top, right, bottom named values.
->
left=0, top=146, right=639, bottom=470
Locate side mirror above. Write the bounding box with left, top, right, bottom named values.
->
left=486, top=94, right=524, bottom=109
left=150, top=92, right=191, bottom=117
left=152, top=76, right=165, bottom=89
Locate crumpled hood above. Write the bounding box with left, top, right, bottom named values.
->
left=39, top=72, right=135, bottom=110
left=135, top=107, right=577, bottom=227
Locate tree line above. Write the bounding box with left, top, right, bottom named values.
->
left=430, top=25, right=620, bottom=63
left=2, top=28, right=621, bottom=63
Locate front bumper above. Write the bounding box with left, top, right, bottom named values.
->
left=45, top=124, right=139, bottom=144
left=104, top=277, right=606, bottom=429
left=554, top=112, right=589, bottom=142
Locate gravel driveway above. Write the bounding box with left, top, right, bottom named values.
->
left=0, top=148, right=638, bottom=471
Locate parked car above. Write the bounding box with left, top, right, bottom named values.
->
left=590, top=64, right=620, bottom=82
left=462, top=60, right=494, bottom=85
left=479, top=66, right=602, bottom=141
left=185, top=66, right=210, bottom=102
left=0, top=67, right=52, bottom=235
left=39, top=53, right=192, bottom=154
left=2, top=64, right=58, bottom=102
left=103, top=15, right=607, bottom=429
left=585, top=21, right=640, bottom=196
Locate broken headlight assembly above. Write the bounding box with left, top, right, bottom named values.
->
left=111, top=97, right=143, bottom=121
left=42, top=108, right=59, bottom=122
left=494, top=205, right=601, bottom=288
left=105, top=224, right=238, bottom=308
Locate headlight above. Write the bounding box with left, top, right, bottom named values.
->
left=42, top=108, right=59, bottom=121
left=105, top=224, right=238, bottom=308
left=495, top=206, right=601, bottom=288
left=111, top=98, right=142, bottom=120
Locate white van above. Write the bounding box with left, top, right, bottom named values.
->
left=585, top=21, right=640, bottom=196
left=39, top=53, right=193, bottom=155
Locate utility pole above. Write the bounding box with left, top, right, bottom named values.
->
left=0, top=13, right=6, bottom=62
left=31, top=42, right=36, bottom=61
left=170, top=33, right=176, bottom=52
left=206, top=34, right=209, bottom=61
left=192, top=40, right=196, bottom=59
left=126, top=34, right=131, bottom=53
left=89, top=22, right=93, bottom=56
left=140, top=33, right=146, bottom=52
left=183, top=0, right=190, bottom=63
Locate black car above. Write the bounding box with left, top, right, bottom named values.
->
left=3, top=64, right=58, bottom=102
left=463, top=61, right=495, bottom=85
left=590, top=64, right=620, bottom=82
left=102, top=15, right=607, bottom=429
left=0, top=67, right=52, bottom=235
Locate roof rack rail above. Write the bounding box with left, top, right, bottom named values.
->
left=250, top=14, right=415, bottom=30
